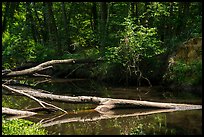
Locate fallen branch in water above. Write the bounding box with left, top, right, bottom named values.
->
left=2, top=107, right=37, bottom=116
left=2, top=85, right=202, bottom=116
left=2, top=84, right=67, bottom=114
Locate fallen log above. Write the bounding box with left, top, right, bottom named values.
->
left=2, top=58, right=102, bottom=78
left=3, top=85, right=202, bottom=114
left=2, top=107, right=37, bottom=116
left=3, top=59, right=75, bottom=77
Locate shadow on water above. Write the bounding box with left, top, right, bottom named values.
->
left=3, top=78, right=202, bottom=135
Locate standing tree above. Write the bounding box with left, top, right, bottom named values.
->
left=44, top=2, right=62, bottom=56
left=99, top=2, right=109, bottom=51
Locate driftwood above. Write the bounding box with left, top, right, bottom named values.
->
left=2, top=85, right=202, bottom=116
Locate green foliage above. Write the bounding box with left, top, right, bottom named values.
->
left=110, top=17, right=164, bottom=61
left=164, top=59, right=202, bottom=86
left=2, top=96, right=21, bottom=109
left=104, top=17, right=164, bottom=82
left=2, top=117, right=48, bottom=135
left=2, top=2, right=202, bottom=84
left=2, top=31, right=38, bottom=68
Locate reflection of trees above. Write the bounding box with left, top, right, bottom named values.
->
left=39, top=110, right=177, bottom=135
left=40, top=111, right=148, bottom=135
left=129, top=110, right=202, bottom=135
left=129, top=114, right=176, bottom=135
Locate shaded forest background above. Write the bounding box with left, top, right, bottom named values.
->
left=2, top=2, right=202, bottom=86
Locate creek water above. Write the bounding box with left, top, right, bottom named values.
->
left=3, top=79, right=202, bottom=135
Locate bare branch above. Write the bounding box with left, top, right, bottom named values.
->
left=4, top=59, right=75, bottom=77
left=2, top=84, right=67, bottom=113
left=2, top=84, right=46, bottom=108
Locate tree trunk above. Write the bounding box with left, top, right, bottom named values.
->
left=167, top=2, right=174, bottom=38
left=26, top=2, right=39, bottom=43
left=130, top=2, right=134, bottom=17
left=42, top=2, right=49, bottom=46
left=176, top=2, right=184, bottom=36
left=182, top=2, right=190, bottom=35
left=91, top=2, right=98, bottom=34
left=33, top=2, right=46, bottom=46
left=2, top=2, right=19, bottom=35
left=143, top=2, right=149, bottom=27
left=61, top=2, right=72, bottom=53
left=99, top=2, right=108, bottom=51
left=2, top=2, right=10, bottom=35
left=44, top=2, right=62, bottom=56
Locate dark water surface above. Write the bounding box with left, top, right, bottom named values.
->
left=3, top=79, right=202, bottom=135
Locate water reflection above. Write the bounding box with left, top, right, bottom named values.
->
left=39, top=109, right=201, bottom=135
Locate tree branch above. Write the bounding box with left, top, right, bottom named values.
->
left=2, top=84, right=67, bottom=113
left=3, top=59, right=76, bottom=77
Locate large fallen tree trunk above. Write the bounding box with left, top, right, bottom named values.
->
left=3, top=85, right=202, bottom=114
